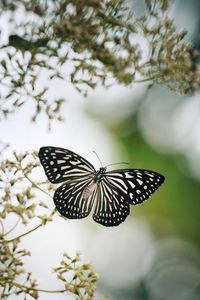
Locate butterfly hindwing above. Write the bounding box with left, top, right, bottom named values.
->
left=53, top=178, right=96, bottom=219
left=93, top=177, right=130, bottom=226
left=105, top=169, right=165, bottom=205
left=39, top=146, right=96, bottom=184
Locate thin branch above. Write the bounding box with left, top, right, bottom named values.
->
left=5, top=223, right=43, bottom=243
left=22, top=170, right=52, bottom=198
left=5, top=208, right=56, bottom=243
left=0, top=218, right=5, bottom=235
left=11, top=281, right=67, bottom=294
left=3, top=218, right=20, bottom=237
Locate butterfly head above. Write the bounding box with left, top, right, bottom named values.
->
left=94, top=167, right=106, bottom=183
left=99, top=167, right=106, bottom=173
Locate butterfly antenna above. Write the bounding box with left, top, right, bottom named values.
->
left=92, top=151, right=103, bottom=167
left=105, top=162, right=129, bottom=168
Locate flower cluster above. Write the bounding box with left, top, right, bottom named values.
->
left=0, top=0, right=199, bottom=124
left=54, top=252, right=102, bottom=300
left=0, top=239, right=38, bottom=299
left=0, top=150, right=54, bottom=224
left=139, top=0, right=200, bottom=94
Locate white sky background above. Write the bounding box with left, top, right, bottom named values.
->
left=1, top=1, right=200, bottom=299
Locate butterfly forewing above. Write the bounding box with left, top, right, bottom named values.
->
left=105, top=169, right=165, bottom=205
left=39, top=146, right=96, bottom=184
left=93, top=178, right=130, bottom=226
left=54, top=177, right=96, bottom=219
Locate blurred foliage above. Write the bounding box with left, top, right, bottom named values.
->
left=0, top=150, right=108, bottom=300
left=109, top=114, right=200, bottom=248
left=0, top=0, right=199, bottom=124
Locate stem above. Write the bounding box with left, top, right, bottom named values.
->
left=16, top=156, right=52, bottom=198
left=4, top=218, right=20, bottom=237
left=5, top=223, right=43, bottom=243
left=5, top=209, right=56, bottom=243
left=0, top=218, right=5, bottom=235
left=22, top=170, right=52, bottom=198
left=2, top=286, right=7, bottom=300
left=12, top=282, right=66, bottom=294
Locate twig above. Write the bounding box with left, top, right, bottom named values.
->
left=3, top=218, right=20, bottom=237
left=11, top=281, right=67, bottom=294
left=0, top=218, right=5, bottom=235
left=22, top=170, right=52, bottom=198
left=5, top=209, right=56, bottom=243
left=5, top=223, right=43, bottom=243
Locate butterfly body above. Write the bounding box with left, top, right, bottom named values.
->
left=93, top=167, right=106, bottom=183
left=39, top=146, right=165, bottom=227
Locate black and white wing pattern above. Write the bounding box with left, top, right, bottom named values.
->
left=93, top=177, right=130, bottom=226
left=39, top=146, right=95, bottom=184
left=39, top=146, right=98, bottom=220
left=54, top=179, right=96, bottom=219
left=105, top=169, right=165, bottom=205
left=39, top=146, right=165, bottom=227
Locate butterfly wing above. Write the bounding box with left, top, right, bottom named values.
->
left=38, top=146, right=96, bottom=184
left=93, top=177, right=130, bottom=226
left=53, top=178, right=97, bottom=219
left=104, top=169, right=165, bottom=205
left=39, top=147, right=165, bottom=226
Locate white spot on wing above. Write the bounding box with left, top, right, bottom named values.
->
left=71, top=161, right=80, bottom=165
left=61, top=165, right=71, bottom=170
left=57, top=160, right=67, bottom=164
left=125, top=173, right=133, bottom=179
left=129, top=181, right=136, bottom=189
left=129, top=193, right=133, bottom=199
left=136, top=179, right=143, bottom=185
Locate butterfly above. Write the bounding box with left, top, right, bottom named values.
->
left=39, top=146, right=165, bottom=227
